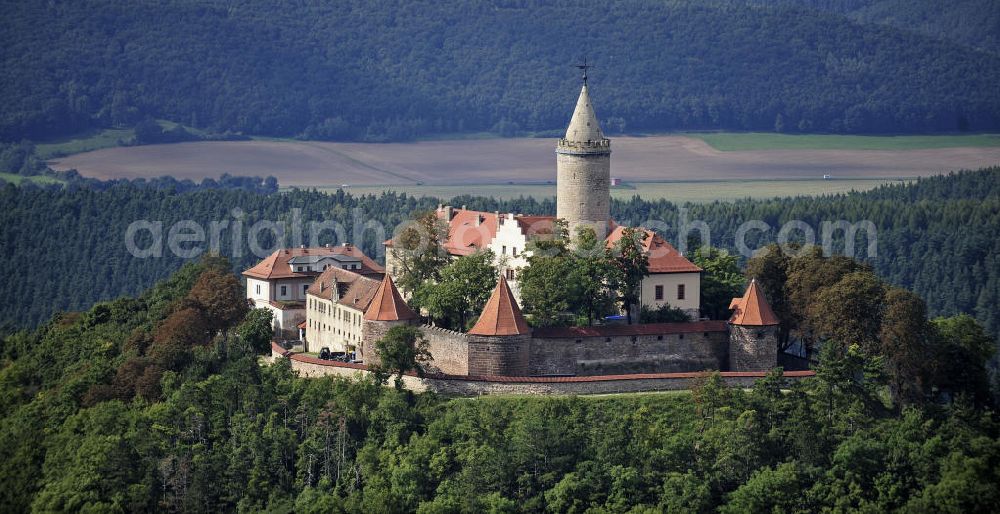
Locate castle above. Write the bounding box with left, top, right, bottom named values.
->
left=247, top=76, right=779, bottom=376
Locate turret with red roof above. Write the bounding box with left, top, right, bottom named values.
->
left=727, top=279, right=779, bottom=371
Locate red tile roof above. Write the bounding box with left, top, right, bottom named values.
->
left=384, top=207, right=559, bottom=257
left=243, top=245, right=384, bottom=280
left=729, top=279, right=779, bottom=326
left=605, top=226, right=702, bottom=274
left=364, top=274, right=419, bottom=321
left=468, top=276, right=531, bottom=336
left=533, top=320, right=727, bottom=338
left=308, top=266, right=382, bottom=311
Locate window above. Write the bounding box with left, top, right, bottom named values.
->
left=655, top=285, right=664, bottom=300
left=256, top=284, right=260, bottom=295
left=281, top=285, right=287, bottom=296
left=506, top=269, right=515, bottom=280
left=303, top=284, right=308, bottom=295
left=677, top=284, right=685, bottom=300
left=502, top=245, right=507, bottom=255
left=512, top=247, right=518, bottom=257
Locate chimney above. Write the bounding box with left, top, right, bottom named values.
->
left=444, top=205, right=454, bottom=220
left=461, top=205, right=467, bottom=211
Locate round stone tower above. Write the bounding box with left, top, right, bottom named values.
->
left=557, top=79, right=611, bottom=241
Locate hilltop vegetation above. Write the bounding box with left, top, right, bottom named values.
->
left=2, top=0, right=999, bottom=143
left=0, top=258, right=997, bottom=512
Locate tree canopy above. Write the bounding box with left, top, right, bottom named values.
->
left=3, top=0, right=999, bottom=142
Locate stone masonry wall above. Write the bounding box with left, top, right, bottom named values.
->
left=556, top=152, right=610, bottom=240
left=531, top=330, right=728, bottom=376
left=360, top=319, right=413, bottom=366
left=420, top=325, right=469, bottom=375
left=467, top=334, right=530, bottom=376
left=272, top=343, right=812, bottom=396
left=728, top=325, right=778, bottom=371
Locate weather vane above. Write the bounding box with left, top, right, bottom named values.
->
left=576, top=58, right=593, bottom=85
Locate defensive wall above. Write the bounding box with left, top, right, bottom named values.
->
left=411, top=320, right=732, bottom=377
left=270, top=342, right=815, bottom=396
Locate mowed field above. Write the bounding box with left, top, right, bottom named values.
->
left=48, top=133, right=1000, bottom=201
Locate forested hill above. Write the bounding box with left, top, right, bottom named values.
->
left=1, top=167, right=998, bottom=342
left=761, top=0, right=1000, bottom=54
left=2, top=1, right=999, bottom=142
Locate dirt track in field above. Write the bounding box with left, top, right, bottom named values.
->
left=49, top=136, right=1000, bottom=186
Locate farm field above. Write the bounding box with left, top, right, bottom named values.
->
left=314, top=178, right=913, bottom=203
left=685, top=132, right=1000, bottom=151
left=47, top=134, right=1000, bottom=199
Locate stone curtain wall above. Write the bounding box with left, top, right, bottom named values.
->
left=420, top=325, right=469, bottom=375
left=530, top=330, right=728, bottom=376
left=728, top=325, right=778, bottom=371
left=273, top=342, right=814, bottom=395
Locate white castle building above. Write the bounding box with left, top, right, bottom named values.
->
left=386, top=77, right=703, bottom=317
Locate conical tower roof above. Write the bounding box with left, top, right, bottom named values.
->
left=728, top=279, right=779, bottom=326
left=364, top=274, right=418, bottom=321
left=564, top=84, right=606, bottom=142
left=468, top=277, right=530, bottom=336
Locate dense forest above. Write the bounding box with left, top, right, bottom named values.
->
left=1, top=167, right=997, bottom=343
left=0, top=258, right=997, bottom=512
left=2, top=0, right=999, bottom=142
left=765, top=0, right=1000, bottom=54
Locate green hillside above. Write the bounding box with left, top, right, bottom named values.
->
left=0, top=258, right=997, bottom=512
left=2, top=0, right=999, bottom=142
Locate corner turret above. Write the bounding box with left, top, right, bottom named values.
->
left=360, top=274, right=419, bottom=365
left=467, top=276, right=531, bottom=375
left=727, top=279, right=779, bottom=371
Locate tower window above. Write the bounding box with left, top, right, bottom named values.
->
left=677, top=284, right=685, bottom=300
left=280, top=285, right=287, bottom=296
left=655, top=285, right=663, bottom=300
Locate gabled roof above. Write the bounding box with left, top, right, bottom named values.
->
left=729, top=279, right=779, bottom=326
left=243, top=245, right=383, bottom=280
left=364, top=274, right=419, bottom=321
left=605, top=226, right=702, bottom=274
left=565, top=84, right=606, bottom=142
left=306, top=266, right=381, bottom=311
left=469, top=277, right=531, bottom=336
left=385, top=207, right=558, bottom=257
